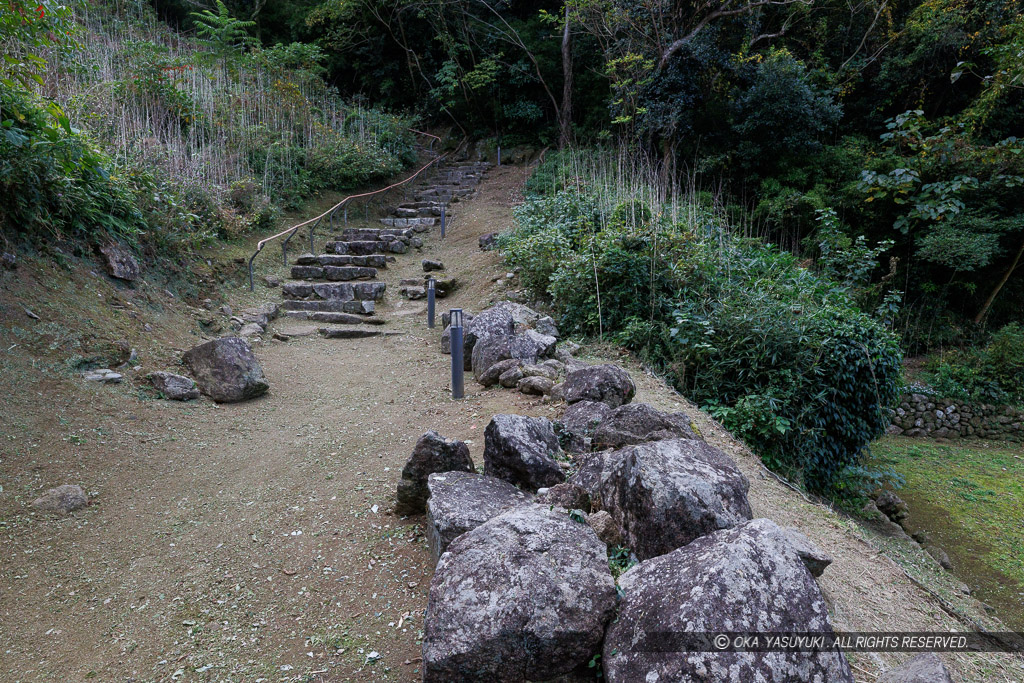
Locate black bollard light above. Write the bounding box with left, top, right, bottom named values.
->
left=440, top=204, right=446, bottom=239
left=450, top=308, right=465, bottom=399
left=427, top=278, right=436, bottom=329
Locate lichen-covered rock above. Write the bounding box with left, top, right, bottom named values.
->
left=395, top=431, right=473, bottom=516
left=782, top=527, right=833, bottom=578
left=498, top=365, right=525, bottom=388
left=472, top=332, right=554, bottom=383
left=32, top=485, right=88, bottom=514
left=484, top=414, right=566, bottom=491
left=465, top=306, right=515, bottom=355
left=876, top=490, right=910, bottom=523
left=878, top=653, right=953, bottom=683
left=603, top=518, right=854, bottom=683
left=535, top=316, right=560, bottom=339
left=536, top=482, right=590, bottom=511
left=514, top=329, right=557, bottom=359
left=558, top=400, right=612, bottom=453
left=598, top=438, right=752, bottom=560
left=99, top=243, right=140, bottom=281
left=425, top=471, right=531, bottom=560
left=591, top=402, right=698, bottom=450
left=478, top=358, right=522, bottom=388
left=517, top=375, right=554, bottom=395
left=586, top=509, right=622, bottom=546
left=568, top=449, right=627, bottom=505
left=181, top=337, right=268, bottom=403
left=147, top=371, right=200, bottom=401
left=563, top=364, right=635, bottom=408
left=423, top=506, right=617, bottom=681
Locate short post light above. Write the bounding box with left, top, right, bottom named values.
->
left=449, top=308, right=465, bottom=399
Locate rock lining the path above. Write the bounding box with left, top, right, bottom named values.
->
left=32, top=485, right=89, bottom=514
left=423, top=505, right=616, bottom=681
left=146, top=371, right=200, bottom=401
left=424, top=471, right=532, bottom=560
left=182, top=337, right=268, bottom=403
left=395, top=431, right=473, bottom=516
left=483, top=414, right=566, bottom=491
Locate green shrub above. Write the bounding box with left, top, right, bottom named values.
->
left=502, top=152, right=903, bottom=494
left=923, top=323, right=1024, bottom=406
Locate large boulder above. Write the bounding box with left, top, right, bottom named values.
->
left=782, top=527, right=833, bottom=578
left=395, top=431, right=473, bottom=516
left=464, top=305, right=515, bottom=352
left=425, top=471, right=531, bottom=560
left=568, top=449, right=627, bottom=504
left=181, top=337, right=269, bottom=403
left=146, top=371, right=200, bottom=401
left=598, top=438, right=752, bottom=560
left=423, top=506, right=617, bottom=681
left=603, top=518, right=854, bottom=683
left=591, top=402, right=699, bottom=450
left=99, top=243, right=140, bottom=281
left=484, top=414, right=566, bottom=491
left=32, top=485, right=89, bottom=514
left=472, top=332, right=555, bottom=383
left=557, top=400, right=612, bottom=453
left=563, top=364, right=635, bottom=408
left=478, top=358, right=523, bottom=388
left=878, top=653, right=953, bottom=683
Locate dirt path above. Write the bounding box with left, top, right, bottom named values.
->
left=1, top=164, right=1022, bottom=682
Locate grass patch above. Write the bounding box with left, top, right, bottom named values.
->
left=869, top=436, right=1024, bottom=597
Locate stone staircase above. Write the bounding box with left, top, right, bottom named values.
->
left=276, top=159, right=490, bottom=339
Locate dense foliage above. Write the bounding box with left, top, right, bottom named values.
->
left=503, top=150, right=903, bottom=493
left=1, top=0, right=416, bottom=256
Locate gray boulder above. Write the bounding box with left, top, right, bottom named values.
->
left=591, top=402, right=698, bottom=450
left=534, top=316, right=560, bottom=339
left=878, top=653, right=953, bottom=683
left=472, top=332, right=553, bottom=383
left=536, top=482, right=590, bottom=511
left=568, top=449, right=627, bottom=504
left=147, top=371, right=200, bottom=401
left=464, top=306, right=515, bottom=353
left=598, top=438, right=752, bottom=560
left=99, top=243, right=140, bottom=281
left=559, top=400, right=613, bottom=453
left=563, top=364, right=635, bottom=408
left=604, top=518, right=854, bottom=683
left=395, top=431, right=473, bottom=516
left=479, top=232, right=498, bottom=250
left=484, top=414, right=566, bottom=491
left=423, top=506, right=617, bottom=681
left=478, top=358, right=522, bottom=388
left=518, top=375, right=554, bottom=395
left=514, top=329, right=557, bottom=359
left=425, top=471, right=531, bottom=560
left=586, top=509, right=622, bottom=546
left=876, top=490, right=910, bottom=523
left=498, top=366, right=525, bottom=388
left=422, top=259, right=445, bottom=272
left=782, top=527, right=833, bottom=578
left=181, top=337, right=269, bottom=403
left=32, top=485, right=88, bottom=514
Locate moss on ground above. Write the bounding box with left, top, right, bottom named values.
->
left=869, top=436, right=1024, bottom=627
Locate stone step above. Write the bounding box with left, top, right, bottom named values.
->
left=397, top=201, right=445, bottom=210
left=326, top=239, right=409, bottom=255
left=290, top=265, right=378, bottom=281
left=284, top=311, right=385, bottom=325
left=280, top=299, right=375, bottom=314
left=282, top=280, right=386, bottom=301
left=319, top=327, right=402, bottom=340
left=295, top=253, right=388, bottom=269
left=379, top=217, right=438, bottom=230
left=394, top=205, right=443, bottom=217
left=339, top=227, right=415, bottom=241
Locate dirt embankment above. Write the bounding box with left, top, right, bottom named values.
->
left=0, top=163, right=1021, bottom=682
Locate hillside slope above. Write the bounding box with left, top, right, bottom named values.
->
left=0, top=163, right=1021, bottom=682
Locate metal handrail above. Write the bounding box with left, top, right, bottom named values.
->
left=247, top=141, right=447, bottom=291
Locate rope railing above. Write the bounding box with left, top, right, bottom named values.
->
left=247, top=136, right=449, bottom=291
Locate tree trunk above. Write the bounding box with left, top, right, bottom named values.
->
left=559, top=6, right=573, bottom=149
left=974, top=233, right=1024, bottom=324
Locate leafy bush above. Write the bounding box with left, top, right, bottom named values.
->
left=503, top=152, right=903, bottom=494
left=923, top=323, right=1024, bottom=406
